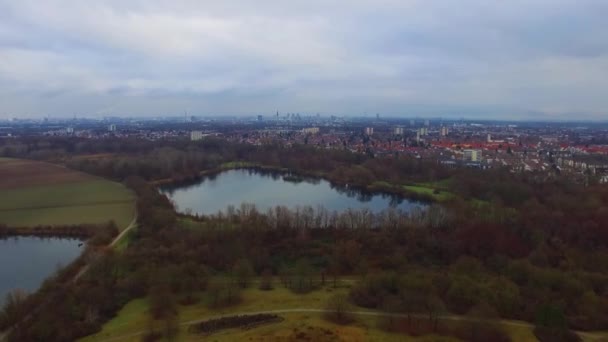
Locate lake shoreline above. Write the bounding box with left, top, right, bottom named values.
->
left=158, top=167, right=430, bottom=217
left=0, top=223, right=117, bottom=240
left=154, top=163, right=437, bottom=206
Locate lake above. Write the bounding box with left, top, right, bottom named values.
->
left=160, top=169, right=425, bottom=215
left=0, top=237, right=83, bottom=304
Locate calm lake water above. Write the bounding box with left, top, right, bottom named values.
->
left=161, top=169, right=425, bottom=215
left=0, top=237, right=83, bottom=304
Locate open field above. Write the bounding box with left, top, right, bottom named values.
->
left=0, top=158, right=135, bottom=228
left=80, top=281, right=602, bottom=342
left=79, top=284, right=458, bottom=342
left=403, top=184, right=455, bottom=201
left=80, top=282, right=608, bottom=342
left=80, top=284, right=345, bottom=341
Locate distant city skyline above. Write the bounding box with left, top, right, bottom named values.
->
left=1, top=1, right=607, bottom=119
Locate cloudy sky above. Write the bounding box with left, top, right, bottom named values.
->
left=1, top=0, right=607, bottom=119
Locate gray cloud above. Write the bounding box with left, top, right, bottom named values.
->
left=0, top=0, right=607, bottom=119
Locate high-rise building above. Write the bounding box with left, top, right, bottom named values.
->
left=393, top=127, right=404, bottom=135
left=424, top=120, right=430, bottom=127
left=463, top=149, right=482, bottom=162
left=440, top=127, right=449, bottom=136
left=108, top=124, right=116, bottom=132
left=364, top=127, right=374, bottom=135
left=302, top=127, right=320, bottom=134
left=190, top=131, right=203, bottom=141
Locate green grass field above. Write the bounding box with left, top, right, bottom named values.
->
left=80, top=284, right=346, bottom=341
left=81, top=281, right=589, bottom=342
left=403, top=184, right=456, bottom=201
left=81, top=284, right=463, bottom=342
left=0, top=158, right=135, bottom=229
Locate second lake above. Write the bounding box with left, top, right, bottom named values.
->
left=160, top=169, right=426, bottom=215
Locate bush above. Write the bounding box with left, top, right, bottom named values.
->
left=324, top=294, right=354, bottom=324
left=189, top=314, right=282, bottom=334
left=533, top=326, right=581, bottom=342
left=259, top=268, right=274, bottom=291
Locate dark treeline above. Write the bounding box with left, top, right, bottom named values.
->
left=0, top=222, right=117, bottom=242
left=2, top=136, right=608, bottom=341
left=0, top=136, right=449, bottom=188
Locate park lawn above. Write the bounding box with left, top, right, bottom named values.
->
left=79, top=282, right=556, bottom=342
left=181, top=312, right=462, bottom=342
left=80, top=285, right=347, bottom=341
left=369, top=180, right=456, bottom=202
left=80, top=284, right=464, bottom=342
left=503, top=323, right=539, bottom=342
left=404, top=184, right=455, bottom=202
left=0, top=158, right=135, bottom=229
left=416, top=178, right=453, bottom=189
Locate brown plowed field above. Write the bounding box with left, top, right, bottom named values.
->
left=0, top=158, right=91, bottom=190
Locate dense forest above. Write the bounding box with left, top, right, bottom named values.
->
left=1, top=136, right=608, bottom=341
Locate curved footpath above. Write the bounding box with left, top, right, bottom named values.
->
left=99, top=308, right=607, bottom=342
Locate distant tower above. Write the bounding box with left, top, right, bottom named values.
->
left=376, top=113, right=380, bottom=121
left=487, top=134, right=492, bottom=142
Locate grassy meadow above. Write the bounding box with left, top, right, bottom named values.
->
left=78, top=281, right=560, bottom=342
left=0, top=158, right=135, bottom=229
left=80, top=283, right=444, bottom=342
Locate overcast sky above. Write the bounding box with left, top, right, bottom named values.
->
left=1, top=0, right=607, bottom=119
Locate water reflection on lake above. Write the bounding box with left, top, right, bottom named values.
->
left=160, top=169, right=426, bottom=215
left=0, top=237, right=83, bottom=304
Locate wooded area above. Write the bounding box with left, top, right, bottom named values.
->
left=1, top=136, right=607, bottom=341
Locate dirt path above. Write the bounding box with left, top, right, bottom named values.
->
left=72, top=213, right=138, bottom=282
